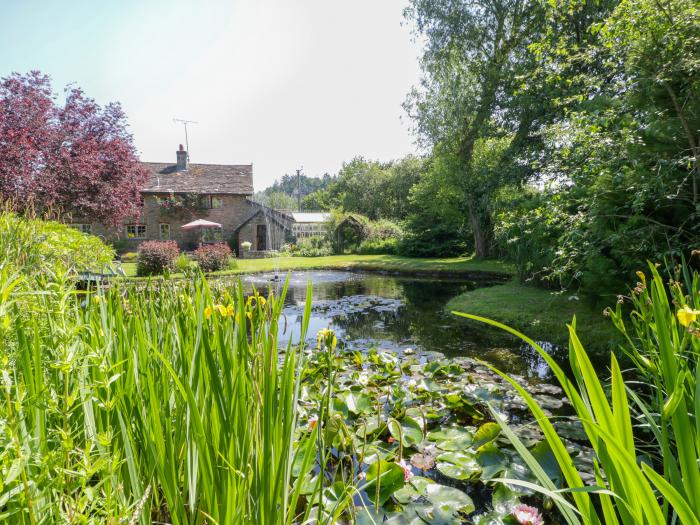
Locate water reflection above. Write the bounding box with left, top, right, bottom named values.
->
left=241, top=271, right=554, bottom=381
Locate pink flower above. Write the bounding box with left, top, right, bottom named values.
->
left=513, top=504, right=543, bottom=525
left=398, top=459, right=413, bottom=482
left=308, top=415, right=318, bottom=432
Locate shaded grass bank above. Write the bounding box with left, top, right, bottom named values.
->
left=447, top=279, right=619, bottom=353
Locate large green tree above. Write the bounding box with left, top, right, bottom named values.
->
left=405, top=0, right=546, bottom=257
left=494, top=0, right=700, bottom=297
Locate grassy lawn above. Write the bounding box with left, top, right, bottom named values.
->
left=120, top=254, right=514, bottom=278
left=447, top=279, right=619, bottom=352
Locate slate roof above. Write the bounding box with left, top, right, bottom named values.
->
left=140, top=162, right=254, bottom=195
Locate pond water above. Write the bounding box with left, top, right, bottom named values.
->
left=240, top=270, right=554, bottom=380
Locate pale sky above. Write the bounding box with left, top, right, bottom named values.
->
left=0, top=0, right=423, bottom=190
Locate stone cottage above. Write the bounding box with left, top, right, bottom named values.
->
left=73, top=146, right=286, bottom=255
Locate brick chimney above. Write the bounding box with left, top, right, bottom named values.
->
left=176, top=144, right=188, bottom=171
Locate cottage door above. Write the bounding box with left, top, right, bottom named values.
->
left=256, top=224, right=267, bottom=251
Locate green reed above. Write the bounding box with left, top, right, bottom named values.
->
left=454, top=262, right=700, bottom=525
left=0, top=270, right=336, bottom=524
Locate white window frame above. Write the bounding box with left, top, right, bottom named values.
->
left=126, top=224, right=147, bottom=239
left=159, top=223, right=170, bottom=240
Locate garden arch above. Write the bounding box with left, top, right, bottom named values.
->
left=333, top=215, right=366, bottom=253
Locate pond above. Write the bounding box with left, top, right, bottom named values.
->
left=240, top=270, right=555, bottom=381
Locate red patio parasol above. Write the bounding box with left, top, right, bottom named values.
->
left=181, top=219, right=222, bottom=246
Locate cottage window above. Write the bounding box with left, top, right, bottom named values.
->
left=199, top=195, right=223, bottom=209
left=202, top=227, right=223, bottom=243
left=71, top=223, right=92, bottom=235
left=159, top=223, right=170, bottom=240
left=126, top=224, right=147, bottom=239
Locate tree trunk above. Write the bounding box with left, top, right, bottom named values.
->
left=466, top=196, right=490, bottom=258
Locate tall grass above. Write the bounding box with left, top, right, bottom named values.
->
left=0, top=270, right=329, bottom=524
left=454, top=262, right=700, bottom=525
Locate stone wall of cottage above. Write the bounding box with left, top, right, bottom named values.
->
left=82, top=194, right=258, bottom=253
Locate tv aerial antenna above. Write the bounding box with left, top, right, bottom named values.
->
left=173, top=118, right=197, bottom=158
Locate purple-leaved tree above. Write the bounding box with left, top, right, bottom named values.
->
left=0, top=71, right=148, bottom=225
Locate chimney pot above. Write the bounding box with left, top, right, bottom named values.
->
left=176, top=146, right=188, bottom=171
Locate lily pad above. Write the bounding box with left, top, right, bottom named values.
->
left=473, top=422, right=501, bottom=448
left=533, top=394, right=565, bottom=410
left=530, top=440, right=562, bottom=484
left=427, top=426, right=473, bottom=451
left=389, top=416, right=424, bottom=447
left=417, top=484, right=475, bottom=524
left=417, top=377, right=442, bottom=392
left=436, top=451, right=481, bottom=480
left=356, top=417, right=383, bottom=438
left=362, top=459, right=406, bottom=506
left=476, top=443, right=508, bottom=480
left=345, top=390, right=372, bottom=415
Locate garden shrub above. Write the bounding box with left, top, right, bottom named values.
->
left=0, top=210, right=115, bottom=343
left=357, top=219, right=402, bottom=254
left=109, top=238, right=130, bottom=255
left=398, top=223, right=470, bottom=257
left=366, top=219, right=402, bottom=241
left=193, top=243, right=233, bottom=272
left=136, top=240, right=179, bottom=276
left=283, top=236, right=333, bottom=257
left=174, top=253, right=191, bottom=273
left=0, top=210, right=114, bottom=281
left=121, top=251, right=138, bottom=263
left=357, top=237, right=399, bottom=254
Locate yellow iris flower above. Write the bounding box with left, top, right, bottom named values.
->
left=246, top=295, right=267, bottom=308
left=204, top=306, right=213, bottom=319
left=677, top=305, right=700, bottom=327
left=316, top=328, right=337, bottom=350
